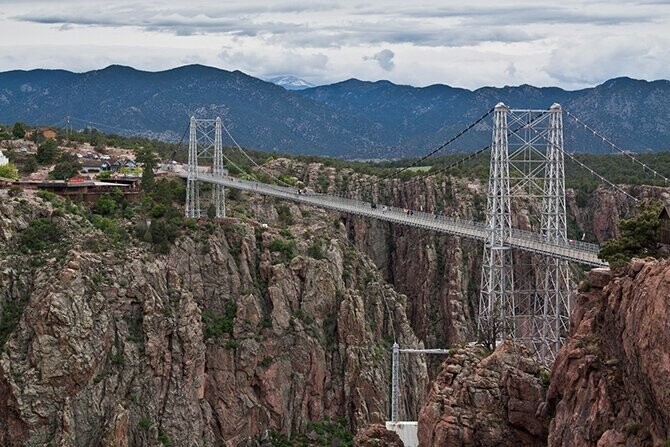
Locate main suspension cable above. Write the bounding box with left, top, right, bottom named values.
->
left=564, top=108, right=670, bottom=184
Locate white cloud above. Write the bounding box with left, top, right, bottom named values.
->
left=0, top=0, right=668, bottom=89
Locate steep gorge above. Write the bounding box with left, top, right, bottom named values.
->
left=0, top=160, right=666, bottom=446
left=262, top=159, right=657, bottom=353
left=0, top=190, right=427, bottom=446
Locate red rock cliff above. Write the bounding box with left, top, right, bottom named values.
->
left=546, top=259, right=670, bottom=446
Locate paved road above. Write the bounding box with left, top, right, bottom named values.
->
left=183, top=172, right=607, bottom=267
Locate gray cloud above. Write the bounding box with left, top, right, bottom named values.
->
left=353, top=3, right=658, bottom=25
left=364, top=49, right=395, bottom=71
left=2, top=0, right=669, bottom=89
left=14, top=3, right=539, bottom=47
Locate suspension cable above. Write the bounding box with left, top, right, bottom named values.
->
left=563, top=109, right=670, bottom=184
left=220, top=120, right=293, bottom=187
left=370, top=107, right=494, bottom=187
left=366, top=111, right=550, bottom=196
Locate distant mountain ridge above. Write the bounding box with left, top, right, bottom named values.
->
left=0, top=65, right=668, bottom=158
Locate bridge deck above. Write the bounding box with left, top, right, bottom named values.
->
left=185, top=173, right=607, bottom=267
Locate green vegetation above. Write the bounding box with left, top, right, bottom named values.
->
left=22, top=156, right=38, bottom=174
left=202, top=301, right=237, bottom=339
left=538, top=367, right=551, bottom=387
left=269, top=419, right=353, bottom=447
left=0, top=162, right=19, bottom=180
left=0, top=297, right=28, bottom=347
left=268, top=237, right=297, bottom=263
left=11, top=122, right=25, bottom=139
left=599, top=201, right=663, bottom=268
left=138, top=416, right=152, bottom=431
left=275, top=204, right=294, bottom=226
left=158, top=430, right=173, bottom=446
left=307, top=239, right=326, bottom=260
left=19, top=218, right=62, bottom=253
left=36, top=138, right=59, bottom=164
left=132, top=178, right=186, bottom=253
left=49, top=153, right=82, bottom=180
left=135, top=146, right=158, bottom=191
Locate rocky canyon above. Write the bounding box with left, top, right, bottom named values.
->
left=1, top=159, right=668, bottom=446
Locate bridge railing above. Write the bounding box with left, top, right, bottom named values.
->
left=195, top=173, right=604, bottom=265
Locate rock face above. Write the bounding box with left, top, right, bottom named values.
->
left=417, top=341, right=549, bottom=447
left=354, top=424, right=404, bottom=447
left=0, top=191, right=428, bottom=446
left=266, top=158, right=486, bottom=350
left=546, top=259, right=670, bottom=446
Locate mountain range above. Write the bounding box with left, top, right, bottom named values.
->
left=0, top=64, right=668, bottom=158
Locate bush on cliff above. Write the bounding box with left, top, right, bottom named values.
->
left=19, top=218, right=62, bottom=253
left=599, top=201, right=663, bottom=268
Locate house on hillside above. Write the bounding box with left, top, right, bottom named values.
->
left=111, top=158, right=138, bottom=172
left=80, top=159, right=111, bottom=174
left=659, top=206, right=670, bottom=245
left=0, top=149, right=8, bottom=167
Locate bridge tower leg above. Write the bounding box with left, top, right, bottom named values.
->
left=537, top=104, right=570, bottom=363
left=185, top=116, right=201, bottom=218
left=479, top=103, right=515, bottom=345
left=391, top=342, right=399, bottom=422
left=212, top=117, right=226, bottom=218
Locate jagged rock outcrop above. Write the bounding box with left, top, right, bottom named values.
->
left=546, top=259, right=670, bottom=446
left=265, top=158, right=485, bottom=349
left=354, top=423, right=404, bottom=446
left=417, top=341, right=549, bottom=447
left=0, top=190, right=428, bottom=446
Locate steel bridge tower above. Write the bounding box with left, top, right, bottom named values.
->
left=185, top=116, right=226, bottom=218
left=478, top=103, right=570, bottom=364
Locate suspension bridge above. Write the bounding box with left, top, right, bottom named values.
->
left=176, top=105, right=668, bottom=366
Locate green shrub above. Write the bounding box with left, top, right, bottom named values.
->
left=11, top=122, right=25, bottom=139
left=19, top=218, right=62, bottom=252
left=599, top=201, right=663, bottom=268
left=94, top=195, right=119, bottom=217
left=90, top=215, right=127, bottom=242
left=138, top=416, right=152, bottom=431
left=158, top=430, right=173, bottom=446
left=36, top=139, right=59, bottom=164
left=36, top=190, right=62, bottom=205
left=275, top=204, right=294, bottom=226
left=0, top=298, right=28, bottom=347
left=268, top=419, right=353, bottom=446
left=0, top=163, right=19, bottom=180
left=202, top=301, right=237, bottom=339
left=150, top=204, right=167, bottom=218
left=49, top=153, right=81, bottom=180
left=268, top=238, right=296, bottom=263
left=307, top=239, right=326, bottom=260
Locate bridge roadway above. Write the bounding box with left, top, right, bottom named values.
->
left=183, top=172, right=607, bottom=267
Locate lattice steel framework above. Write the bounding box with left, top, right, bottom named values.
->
left=185, top=116, right=226, bottom=218
left=536, top=104, right=570, bottom=362
left=478, top=103, right=571, bottom=365
left=212, top=117, right=226, bottom=218
left=479, top=103, right=515, bottom=343
left=185, top=116, right=200, bottom=218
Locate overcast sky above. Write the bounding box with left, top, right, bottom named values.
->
left=0, top=0, right=668, bottom=89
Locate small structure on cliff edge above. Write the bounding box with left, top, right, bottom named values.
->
left=0, top=149, right=8, bottom=166
left=659, top=206, right=670, bottom=245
